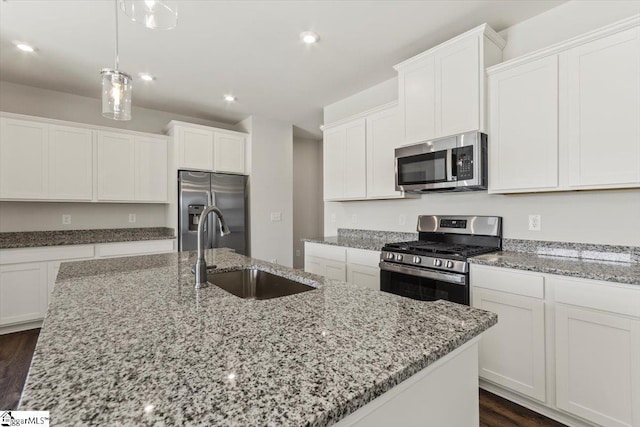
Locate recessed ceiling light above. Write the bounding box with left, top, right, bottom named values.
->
left=300, top=31, right=319, bottom=44
left=224, top=94, right=236, bottom=102
left=14, top=42, right=36, bottom=52
left=138, top=72, right=156, bottom=81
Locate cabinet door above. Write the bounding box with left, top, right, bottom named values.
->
left=214, top=132, right=245, bottom=174
left=566, top=27, right=640, bottom=188
left=0, top=262, right=48, bottom=326
left=304, top=255, right=325, bottom=276
left=555, top=304, right=640, bottom=427
left=97, top=131, right=135, bottom=201
left=398, top=56, right=436, bottom=144
left=488, top=55, right=559, bottom=192
left=135, top=137, right=168, bottom=202
left=366, top=107, right=401, bottom=198
left=48, top=125, right=93, bottom=200
left=472, top=288, right=547, bottom=402
left=0, top=118, right=48, bottom=199
left=347, top=264, right=380, bottom=290
left=178, top=126, right=214, bottom=171
left=325, top=259, right=347, bottom=281
left=323, top=126, right=346, bottom=200
left=343, top=118, right=367, bottom=199
left=434, top=36, right=480, bottom=137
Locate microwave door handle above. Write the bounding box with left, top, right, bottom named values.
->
left=446, top=149, right=454, bottom=182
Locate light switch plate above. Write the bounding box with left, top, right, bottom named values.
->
left=351, top=214, right=357, bottom=224
left=128, top=214, right=137, bottom=223
left=62, top=214, right=71, bottom=225
left=330, top=214, right=336, bottom=223
left=399, top=214, right=406, bottom=226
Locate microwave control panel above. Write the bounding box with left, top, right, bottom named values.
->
left=453, top=146, right=474, bottom=180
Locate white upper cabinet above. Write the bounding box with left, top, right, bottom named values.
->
left=0, top=118, right=49, bottom=199
left=487, top=16, right=640, bottom=193
left=177, top=126, right=214, bottom=171
left=434, top=36, right=480, bottom=137
left=395, top=24, right=505, bottom=144
left=489, top=56, right=559, bottom=192
left=166, top=121, right=248, bottom=174
left=49, top=125, right=93, bottom=200
left=97, top=131, right=135, bottom=201
left=134, top=136, right=168, bottom=202
left=214, top=132, right=245, bottom=174
left=566, top=27, right=640, bottom=189
left=366, top=106, right=402, bottom=198
left=323, top=118, right=366, bottom=200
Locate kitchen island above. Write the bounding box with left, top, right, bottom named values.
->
left=20, top=249, right=496, bottom=426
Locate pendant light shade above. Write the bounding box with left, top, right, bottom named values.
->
left=120, top=0, right=178, bottom=30
left=101, top=69, right=132, bottom=120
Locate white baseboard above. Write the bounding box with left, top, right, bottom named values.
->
left=0, top=320, right=42, bottom=335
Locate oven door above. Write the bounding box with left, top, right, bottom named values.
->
left=379, top=261, right=469, bottom=305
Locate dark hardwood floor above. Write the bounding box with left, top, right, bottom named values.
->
left=0, top=328, right=40, bottom=410
left=1, top=329, right=565, bottom=426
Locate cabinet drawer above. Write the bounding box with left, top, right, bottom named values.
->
left=347, top=248, right=380, bottom=268
left=0, top=245, right=95, bottom=265
left=553, top=276, right=640, bottom=318
left=470, top=264, right=544, bottom=299
left=304, top=242, right=346, bottom=262
left=95, top=240, right=174, bottom=258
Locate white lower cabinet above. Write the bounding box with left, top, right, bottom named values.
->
left=471, top=264, right=640, bottom=427
left=0, top=262, right=47, bottom=326
left=0, top=239, right=175, bottom=334
left=304, top=242, right=380, bottom=289
left=472, top=287, right=546, bottom=402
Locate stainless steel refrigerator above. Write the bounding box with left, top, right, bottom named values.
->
left=178, top=171, right=248, bottom=254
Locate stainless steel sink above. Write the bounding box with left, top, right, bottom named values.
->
left=206, top=268, right=315, bottom=300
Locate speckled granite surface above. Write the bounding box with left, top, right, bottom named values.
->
left=471, top=239, right=640, bottom=285
left=0, top=227, right=176, bottom=249
left=20, top=249, right=496, bottom=426
left=303, top=228, right=417, bottom=251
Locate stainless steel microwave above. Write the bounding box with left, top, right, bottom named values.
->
left=395, top=131, right=487, bottom=193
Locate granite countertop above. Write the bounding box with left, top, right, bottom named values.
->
left=470, top=250, right=640, bottom=285
left=20, top=249, right=496, bottom=426
left=303, top=229, right=417, bottom=252
left=0, top=227, right=176, bottom=249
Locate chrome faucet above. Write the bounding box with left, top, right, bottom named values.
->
left=194, top=205, right=231, bottom=288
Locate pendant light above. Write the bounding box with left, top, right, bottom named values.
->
left=120, top=0, right=178, bottom=30
left=101, top=0, right=132, bottom=121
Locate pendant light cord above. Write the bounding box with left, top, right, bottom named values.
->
left=114, top=0, right=119, bottom=69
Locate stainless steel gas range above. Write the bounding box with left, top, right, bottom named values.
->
left=379, top=215, right=502, bottom=305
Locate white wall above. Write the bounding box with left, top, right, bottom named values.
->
left=0, top=81, right=240, bottom=233
left=323, top=1, right=640, bottom=247
left=292, top=137, right=323, bottom=269
left=0, top=202, right=166, bottom=232
left=239, top=116, right=294, bottom=266
left=499, top=1, right=640, bottom=60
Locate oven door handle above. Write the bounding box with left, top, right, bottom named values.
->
left=379, top=261, right=467, bottom=285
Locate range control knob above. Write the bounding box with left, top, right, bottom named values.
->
left=446, top=260, right=454, bottom=269
left=396, top=254, right=404, bottom=262
left=413, top=256, right=421, bottom=264
left=386, top=253, right=395, bottom=260
left=434, top=259, right=443, bottom=267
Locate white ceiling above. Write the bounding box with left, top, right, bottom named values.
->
left=0, top=0, right=566, bottom=138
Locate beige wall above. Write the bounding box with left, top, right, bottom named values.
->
left=239, top=116, right=294, bottom=267
left=323, top=1, right=640, bottom=246
left=0, top=81, right=240, bottom=233
left=292, top=137, right=323, bottom=269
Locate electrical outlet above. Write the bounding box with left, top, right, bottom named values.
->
left=270, top=212, right=282, bottom=222
left=296, top=249, right=301, bottom=257
left=351, top=214, right=357, bottom=224
left=62, top=214, right=71, bottom=225
left=398, top=214, right=406, bottom=226
left=128, top=213, right=136, bottom=223
left=270, top=258, right=278, bottom=264
left=330, top=213, right=336, bottom=223
left=528, top=214, right=541, bottom=231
